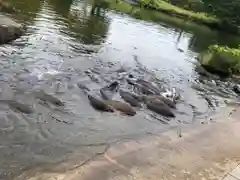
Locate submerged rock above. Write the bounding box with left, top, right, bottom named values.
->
left=88, top=95, right=114, bottom=112
left=103, top=100, right=136, bottom=116
left=119, top=89, right=142, bottom=107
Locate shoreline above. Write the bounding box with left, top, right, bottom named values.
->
left=14, top=105, right=240, bottom=180
left=119, top=0, right=240, bottom=35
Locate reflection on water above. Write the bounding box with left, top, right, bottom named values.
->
left=0, top=0, right=240, bottom=179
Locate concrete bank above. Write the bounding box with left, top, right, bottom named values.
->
left=13, top=106, right=240, bottom=180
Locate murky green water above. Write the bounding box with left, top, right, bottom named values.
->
left=1, top=0, right=240, bottom=179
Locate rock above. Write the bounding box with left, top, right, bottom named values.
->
left=0, top=1, right=15, bottom=13
left=195, top=64, right=219, bottom=80
left=0, top=14, right=24, bottom=44
left=119, top=89, right=142, bottom=107
left=198, top=51, right=236, bottom=77
left=88, top=95, right=114, bottom=112
left=104, top=100, right=136, bottom=116
left=34, top=90, right=64, bottom=106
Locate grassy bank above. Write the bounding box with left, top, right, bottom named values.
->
left=106, top=0, right=212, bottom=32
left=140, top=0, right=217, bottom=23
left=138, top=0, right=239, bottom=34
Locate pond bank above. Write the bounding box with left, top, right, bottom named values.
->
left=122, top=0, right=239, bottom=35
left=15, top=106, right=240, bottom=180
left=1, top=0, right=240, bottom=179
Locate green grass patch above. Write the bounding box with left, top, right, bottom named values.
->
left=139, top=0, right=218, bottom=24
left=209, top=45, right=240, bottom=57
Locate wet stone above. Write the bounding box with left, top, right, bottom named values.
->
left=0, top=14, right=24, bottom=44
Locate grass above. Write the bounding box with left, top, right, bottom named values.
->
left=106, top=0, right=212, bottom=31
left=209, top=45, right=240, bottom=57
left=139, top=0, right=219, bottom=24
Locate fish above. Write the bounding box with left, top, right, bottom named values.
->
left=146, top=100, right=175, bottom=117
left=141, top=96, right=175, bottom=117
left=128, top=74, right=160, bottom=94
left=134, top=83, right=156, bottom=95
left=77, top=83, right=90, bottom=92
left=35, top=90, right=64, bottom=106
left=136, top=79, right=160, bottom=94
left=4, top=100, right=34, bottom=114
left=100, top=81, right=119, bottom=100
left=119, top=89, right=142, bottom=107
left=88, top=95, right=114, bottom=112
left=144, top=95, right=176, bottom=109
left=103, top=100, right=136, bottom=116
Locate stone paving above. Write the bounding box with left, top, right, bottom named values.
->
left=224, top=165, right=240, bottom=180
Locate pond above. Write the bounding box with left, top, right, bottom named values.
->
left=1, top=0, right=240, bottom=179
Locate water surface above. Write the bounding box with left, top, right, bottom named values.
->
left=1, top=0, right=240, bottom=179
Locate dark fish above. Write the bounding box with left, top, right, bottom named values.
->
left=88, top=95, right=114, bottom=112
left=126, top=78, right=136, bottom=86
left=135, top=83, right=155, bottom=95
left=88, top=74, right=100, bottom=83
left=233, top=85, right=240, bottom=95
left=104, top=100, right=136, bottom=116
left=3, top=100, right=34, bottom=114
left=122, top=90, right=141, bottom=101
left=155, top=95, right=176, bottom=109
left=106, top=81, right=119, bottom=91
left=100, top=89, right=112, bottom=100
left=35, top=90, right=64, bottom=106
left=127, top=76, right=157, bottom=95
left=100, top=81, right=119, bottom=100
left=77, top=83, right=90, bottom=92
left=119, top=89, right=142, bottom=107
left=115, top=67, right=127, bottom=73
left=136, top=79, right=160, bottom=94
left=146, top=101, right=175, bottom=117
